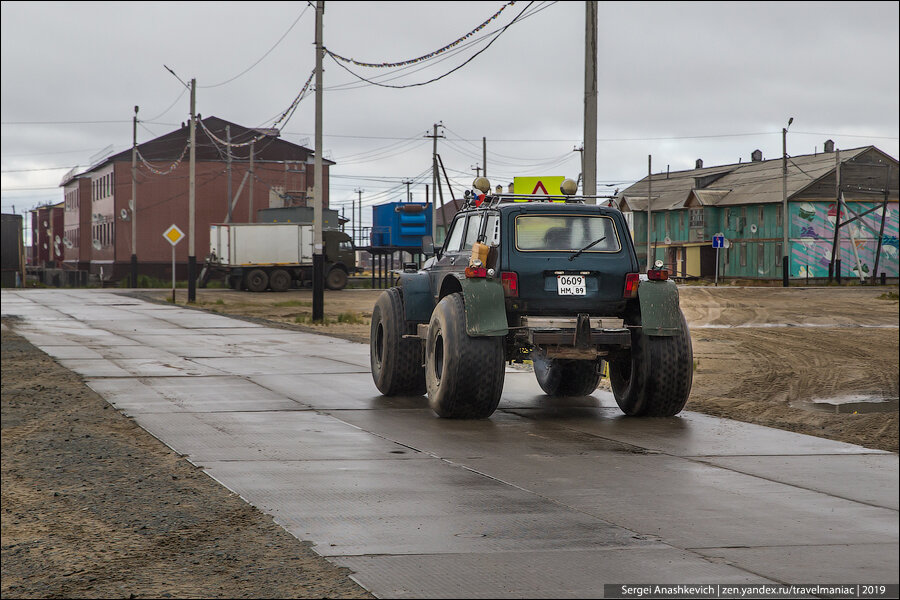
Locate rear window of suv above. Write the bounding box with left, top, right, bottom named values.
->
left=515, top=214, right=621, bottom=252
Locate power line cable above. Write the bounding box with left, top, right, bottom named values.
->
left=201, top=4, right=311, bottom=89
left=325, top=1, right=535, bottom=89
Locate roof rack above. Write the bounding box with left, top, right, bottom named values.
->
left=462, top=190, right=617, bottom=209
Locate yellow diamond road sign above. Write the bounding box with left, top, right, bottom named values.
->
left=163, top=224, right=185, bottom=246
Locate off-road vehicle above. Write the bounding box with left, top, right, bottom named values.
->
left=370, top=177, right=692, bottom=419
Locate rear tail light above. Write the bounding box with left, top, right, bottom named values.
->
left=465, top=265, right=487, bottom=278
left=623, top=273, right=640, bottom=298
left=501, top=271, right=518, bottom=297
left=647, top=268, right=669, bottom=281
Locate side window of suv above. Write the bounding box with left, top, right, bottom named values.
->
left=462, top=214, right=482, bottom=251
left=444, top=215, right=466, bottom=253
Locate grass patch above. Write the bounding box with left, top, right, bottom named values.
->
left=274, top=300, right=312, bottom=308
left=878, top=291, right=899, bottom=301
left=336, top=312, right=366, bottom=324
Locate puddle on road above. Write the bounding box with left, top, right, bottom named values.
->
left=792, top=394, right=900, bottom=414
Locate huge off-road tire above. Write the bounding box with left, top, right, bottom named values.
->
left=425, top=293, right=505, bottom=419
left=610, top=310, right=693, bottom=417
left=325, top=267, right=348, bottom=290
left=534, top=352, right=601, bottom=397
left=370, top=287, right=426, bottom=396
left=245, top=269, right=268, bottom=293
left=269, top=269, right=291, bottom=292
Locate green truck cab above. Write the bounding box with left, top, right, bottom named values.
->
left=370, top=179, right=692, bottom=419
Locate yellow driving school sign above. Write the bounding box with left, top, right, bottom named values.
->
left=512, top=176, right=566, bottom=201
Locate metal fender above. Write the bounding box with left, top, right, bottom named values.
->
left=460, top=276, right=509, bottom=337
left=638, top=279, right=683, bottom=336
left=398, top=272, right=433, bottom=323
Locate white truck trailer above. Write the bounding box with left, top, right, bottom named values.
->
left=205, top=223, right=356, bottom=292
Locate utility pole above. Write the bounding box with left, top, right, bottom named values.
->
left=402, top=178, right=414, bottom=202
left=482, top=137, right=487, bottom=179
left=471, top=164, right=481, bottom=178
left=647, top=155, right=652, bottom=272
left=312, top=0, right=324, bottom=321
left=188, top=78, right=197, bottom=303
left=131, top=105, right=138, bottom=288
left=354, top=188, right=364, bottom=246
left=249, top=141, right=255, bottom=222
left=583, top=0, right=598, bottom=203
left=226, top=125, right=233, bottom=222
left=781, top=117, right=793, bottom=287
left=426, top=122, right=444, bottom=241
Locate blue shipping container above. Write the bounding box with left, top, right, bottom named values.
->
left=371, top=202, right=433, bottom=247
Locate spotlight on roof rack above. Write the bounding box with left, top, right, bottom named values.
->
left=473, top=177, right=491, bottom=194
left=560, top=178, right=578, bottom=195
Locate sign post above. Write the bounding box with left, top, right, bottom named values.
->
left=163, top=224, right=185, bottom=303
left=712, top=232, right=725, bottom=287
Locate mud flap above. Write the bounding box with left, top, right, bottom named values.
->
left=461, top=277, right=509, bottom=337
left=638, top=279, right=683, bottom=336
left=399, top=272, right=433, bottom=323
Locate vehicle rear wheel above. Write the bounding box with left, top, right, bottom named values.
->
left=610, top=310, right=692, bottom=416
left=325, top=267, right=348, bottom=290
left=426, top=293, right=505, bottom=419
left=269, top=269, right=291, bottom=292
left=245, top=269, right=268, bottom=293
left=370, top=287, right=426, bottom=396
left=533, top=351, right=600, bottom=396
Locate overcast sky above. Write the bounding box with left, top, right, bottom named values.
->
left=2, top=1, right=898, bottom=225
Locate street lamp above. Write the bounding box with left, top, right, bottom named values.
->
left=782, top=117, right=793, bottom=287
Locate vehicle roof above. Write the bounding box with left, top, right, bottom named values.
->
left=459, top=198, right=622, bottom=215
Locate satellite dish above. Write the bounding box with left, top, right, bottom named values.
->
left=120, top=208, right=130, bottom=221
left=54, top=245, right=61, bottom=257
left=42, top=243, right=48, bottom=249
left=43, top=220, right=49, bottom=227
left=64, top=238, right=73, bottom=249
left=92, top=239, right=102, bottom=251
left=750, top=224, right=758, bottom=233
left=55, top=235, right=61, bottom=244
left=723, top=239, right=731, bottom=249
left=664, top=236, right=672, bottom=245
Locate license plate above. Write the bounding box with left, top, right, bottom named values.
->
left=557, top=275, right=586, bottom=296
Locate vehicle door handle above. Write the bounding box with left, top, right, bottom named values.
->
left=449, top=257, right=457, bottom=264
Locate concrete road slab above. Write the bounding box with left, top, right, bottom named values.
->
left=133, top=410, right=418, bottom=462
left=190, top=354, right=369, bottom=376
left=58, top=356, right=225, bottom=378
left=333, top=548, right=773, bottom=599
left=87, top=376, right=305, bottom=414
left=455, top=454, right=898, bottom=550
left=505, top=407, right=883, bottom=456
left=693, top=543, right=899, bottom=585
left=250, top=373, right=430, bottom=410
left=203, top=459, right=649, bottom=557
left=695, top=454, right=900, bottom=510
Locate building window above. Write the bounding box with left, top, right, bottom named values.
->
left=758, top=205, right=765, bottom=226
left=757, top=243, right=765, bottom=272
left=776, top=207, right=783, bottom=229
left=740, top=242, right=747, bottom=267
left=690, top=208, right=704, bottom=227
left=724, top=207, right=731, bottom=229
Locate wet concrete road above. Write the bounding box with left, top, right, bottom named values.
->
left=3, top=289, right=898, bottom=598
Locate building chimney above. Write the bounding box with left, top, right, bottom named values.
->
left=824, top=139, right=835, bottom=153
left=751, top=149, right=763, bottom=162
left=695, top=159, right=703, bottom=169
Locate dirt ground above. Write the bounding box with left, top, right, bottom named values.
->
left=2, top=285, right=897, bottom=599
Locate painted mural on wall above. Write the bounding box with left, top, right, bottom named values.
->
left=790, top=201, right=899, bottom=278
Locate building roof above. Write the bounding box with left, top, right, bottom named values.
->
left=65, top=116, right=332, bottom=183
left=617, top=146, right=897, bottom=211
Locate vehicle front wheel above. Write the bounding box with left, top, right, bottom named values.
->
left=370, top=288, right=426, bottom=396
left=325, top=267, right=348, bottom=290
left=425, top=293, right=505, bottom=419
left=609, top=310, right=693, bottom=416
